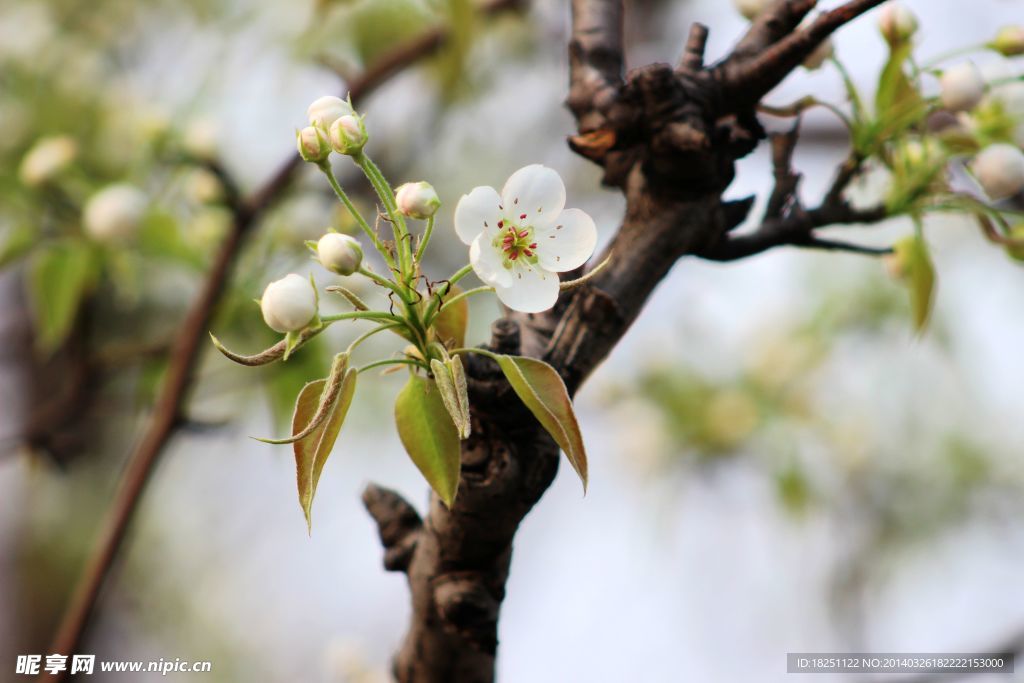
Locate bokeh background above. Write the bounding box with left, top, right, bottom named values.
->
left=2, top=0, right=1024, bottom=681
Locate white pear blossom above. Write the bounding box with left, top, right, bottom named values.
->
left=317, top=233, right=363, bottom=275
left=307, top=95, right=354, bottom=131
left=19, top=135, right=77, bottom=186
left=454, top=164, right=598, bottom=313
left=878, top=3, right=917, bottom=46
left=186, top=168, right=223, bottom=205
left=261, top=274, right=318, bottom=333
left=182, top=118, right=219, bottom=159
left=83, top=183, right=148, bottom=242
left=395, top=181, right=440, bottom=219
left=973, top=143, right=1024, bottom=200
left=940, top=62, right=986, bottom=112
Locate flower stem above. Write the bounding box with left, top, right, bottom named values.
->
left=320, top=310, right=406, bottom=324
left=317, top=162, right=394, bottom=269
left=414, top=215, right=435, bottom=263
left=358, top=266, right=410, bottom=303
left=358, top=358, right=428, bottom=374
left=426, top=286, right=493, bottom=326
left=920, top=44, right=987, bottom=70
left=421, top=263, right=478, bottom=324
left=355, top=152, right=411, bottom=280
left=346, top=322, right=405, bottom=355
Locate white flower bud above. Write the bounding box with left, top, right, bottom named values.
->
left=83, top=183, right=148, bottom=242
left=316, top=233, right=363, bottom=276
left=183, top=118, right=219, bottom=159
left=973, top=143, right=1024, bottom=200
left=802, top=38, right=833, bottom=71
left=992, top=26, right=1024, bottom=57
left=19, top=135, right=77, bottom=187
left=733, top=0, right=771, bottom=20
left=328, top=114, right=367, bottom=156
left=395, top=181, right=440, bottom=220
left=307, top=95, right=354, bottom=131
left=878, top=3, right=917, bottom=46
left=185, top=169, right=224, bottom=205
left=260, top=273, right=318, bottom=333
left=940, top=62, right=986, bottom=113
left=297, top=125, right=331, bottom=163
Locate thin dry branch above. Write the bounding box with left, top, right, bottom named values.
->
left=716, top=0, right=889, bottom=108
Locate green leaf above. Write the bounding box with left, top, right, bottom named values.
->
left=0, top=224, right=35, bottom=269
left=349, top=0, right=435, bottom=66
left=28, top=241, right=97, bottom=354
left=433, top=284, right=468, bottom=349
left=258, top=353, right=349, bottom=444
left=394, top=373, right=462, bottom=507
left=429, top=356, right=471, bottom=439
left=138, top=210, right=204, bottom=269
left=494, top=355, right=588, bottom=492
left=292, top=360, right=358, bottom=532
left=893, top=234, right=936, bottom=332
left=874, top=44, right=926, bottom=141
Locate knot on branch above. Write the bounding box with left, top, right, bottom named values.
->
left=433, top=574, right=501, bottom=653
left=569, top=61, right=756, bottom=197
left=488, top=318, right=521, bottom=355
left=362, top=484, right=422, bottom=573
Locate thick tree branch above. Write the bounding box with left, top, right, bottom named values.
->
left=567, top=0, right=625, bottom=132
left=40, top=3, right=523, bottom=676
left=678, top=23, right=709, bottom=73
left=730, top=0, right=817, bottom=60
left=366, top=2, right=896, bottom=681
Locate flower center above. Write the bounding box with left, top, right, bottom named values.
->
left=493, top=216, right=538, bottom=267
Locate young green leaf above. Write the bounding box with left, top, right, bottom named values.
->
left=429, top=357, right=471, bottom=439
left=874, top=43, right=926, bottom=141
left=292, top=362, right=358, bottom=532
left=0, top=224, right=35, bottom=269
left=893, top=234, right=936, bottom=332
left=433, top=284, right=468, bottom=349
left=28, top=241, right=98, bottom=354
left=494, top=355, right=588, bottom=492
left=257, top=353, right=349, bottom=444
left=394, top=374, right=462, bottom=507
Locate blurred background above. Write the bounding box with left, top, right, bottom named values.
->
left=2, top=0, right=1024, bottom=681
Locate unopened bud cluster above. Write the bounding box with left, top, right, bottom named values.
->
left=301, top=96, right=367, bottom=161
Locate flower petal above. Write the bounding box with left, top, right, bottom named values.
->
left=494, top=264, right=560, bottom=313
left=454, top=186, right=502, bottom=245
left=500, top=165, right=565, bottom=230
left=535, top=208, right=598, bottom=273
left=469, top=233, right=513, bottom=288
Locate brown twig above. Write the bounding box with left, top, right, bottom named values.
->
left=40, top=0, right=523, bottom=674
left=716, top=0, right=890, bottom=108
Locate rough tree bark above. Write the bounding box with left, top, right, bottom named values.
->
left=363, top=1, right=891, bottom=681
